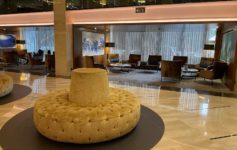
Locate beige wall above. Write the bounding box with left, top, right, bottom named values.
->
left=0, top=12, right=53, bottom=26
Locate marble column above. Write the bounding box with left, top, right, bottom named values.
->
left=53, top=0, right=73, bottom=77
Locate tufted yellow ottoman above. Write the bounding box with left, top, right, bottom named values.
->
left=34, top=68, right=140, bottom=144
left=0, top=73, right=13, bottom=97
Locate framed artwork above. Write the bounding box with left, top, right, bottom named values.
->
left=0, top=34, right=16, bottom=49
left=82, top=31, right=105, bottom=56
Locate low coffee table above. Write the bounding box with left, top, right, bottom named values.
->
left=109, top=63, right=132, bottom=73
left=181, top=68, right=199, bottom=79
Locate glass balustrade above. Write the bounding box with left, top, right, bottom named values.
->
left=0, top=0, right=234, bottom=14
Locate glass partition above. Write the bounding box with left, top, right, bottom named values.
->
left=0, top=0, right=234, bottom=14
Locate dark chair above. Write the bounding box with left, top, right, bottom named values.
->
left=27, top=53, right=44, bottom=66
left=192, top=57, right=214, bottom=71
left=108, top=54, right=119, bottom=65
left=93, top=55, right=107, bottom=69
left=161, top=60, right=182, bottom=81
left=45, top=54, right=55, bottom=72
left=83, top=56, right=94, bottom=68
left=128, top=54, right=141, bottom=67
left=82, top=55, right=107, bottom=70
left=173, top=56, right=188, bottom=66
left=33, top=49, right=44, bottom=62
left=16, top=50, right=28, bottom=65
left=2, top=51, right=18, bottom=65
left=199, top=61, right=228, bottom=83
left=140, top=55, right=162, bottom=71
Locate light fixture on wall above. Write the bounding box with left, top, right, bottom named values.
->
left=105, top=43, right=115, bottom=55
left=16, top=40, right=26, bottom=44
left=105, top=42, right=115, bottom=48
left=203, top=44, right=215, bottom=58
left=16, top=40, right=26, bottom=50
left=203, top=44, right=215, bottom=50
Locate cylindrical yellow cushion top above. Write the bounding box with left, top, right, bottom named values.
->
left=69, top=68, right=109, bottom=107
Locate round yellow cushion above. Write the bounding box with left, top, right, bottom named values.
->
left=69, top=68, right=109, bottom=107
left=33, top=88, right=140, bottom=144
left=0, top=74, right=13, bottom=97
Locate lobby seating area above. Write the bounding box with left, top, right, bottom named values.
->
left=0, top=49, right=55, bottom=75
left=79, top=51, right=230, bottom=92
left=1, top=0, right=237, bottom=149
left=93, top=53, right=228, bottom=84
left=70, top=23, right=233, bottom=88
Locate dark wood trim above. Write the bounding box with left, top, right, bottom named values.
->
left=233, top=36, right=237, bottom=90
left=214, top=24, right=224, bottom=61
left=222, top=29, right=237, bottom=91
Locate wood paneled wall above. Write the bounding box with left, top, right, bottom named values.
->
left=220, top=24, right=237, bottom=91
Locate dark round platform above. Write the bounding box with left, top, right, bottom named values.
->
left=0, top=84, right=32, bottom=105
left=0, top=106, right=165, bottom=150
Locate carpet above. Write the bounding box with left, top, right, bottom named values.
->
left=0, top=84, right=32, bottom=105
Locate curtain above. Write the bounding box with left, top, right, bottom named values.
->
left=20, top=27, right=55, bottom=54
left=110, top=24, right=214, bottom=64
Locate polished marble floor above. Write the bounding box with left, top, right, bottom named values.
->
left=0, top=71, right=237, bottom=150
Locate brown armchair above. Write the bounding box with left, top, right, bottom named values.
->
left=140, top=55, right=162, bottom=71
left=173, top=56, right=188, bottom=66
left=82, top=55, right=107, bottom=70
left=45, top=54, right=55, bottom=72
left=108, top=54, right=119, bottom=65
left=27, top=53, right=44, bottom=66
left=161, top=60, right=182, bottom=81
left=192, top=57, right=214, bottom=71
left=128, top=54, right=141, bottom=67
left=2, top=51, right=17, bottom=65
left=199, top=61, right=228, bottom=82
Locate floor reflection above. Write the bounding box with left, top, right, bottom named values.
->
left=0, top=72, right=237, bottom=150
left=110, top=80, right=161, bottom=107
